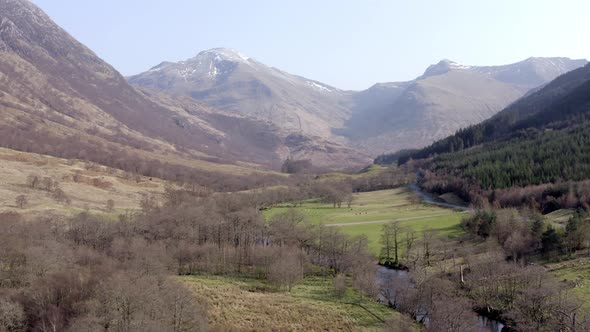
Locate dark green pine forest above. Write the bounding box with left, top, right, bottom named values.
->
left=376, top=63, right=590, bottom=191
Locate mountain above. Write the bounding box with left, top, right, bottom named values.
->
left=131, top=52, right=587, bottom=158
left=1, top=0, right=585, bottom=172
left=394, top=62, right=590, bottom=164
left=387, top=62, right=590, bottom=192
left=128, top=48, right=373, bottom=167
left=129, top=48, right=351, bottom=140
left=0, top=0, right=368, bottom=173
left=0, top=0, right=226, bottom=163
left=341, top=57, right=587, bottom=154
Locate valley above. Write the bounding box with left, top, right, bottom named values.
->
left=1, top=1, right=590, bottom=331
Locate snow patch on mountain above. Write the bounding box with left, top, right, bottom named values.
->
left=421, top=59, right=472, bottom=78
left=199, top=48, right=250, bottom=63
left=307, top=81, right=335, bottom=92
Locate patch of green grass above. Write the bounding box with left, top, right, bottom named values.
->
left=357, top=164, right=387, bottom=175
left=545, top=209, right=576, bottom=225
left=264, top=187, right=465, bottom=254
left=314, top=165, right=389, bottom=181
left=182, top=274, right=411, bottom=331
left=548, top=257, right=590, bottom=312
left=265, top=188, right=458, bottom=225
left=340, top=214, right=465, bottom=254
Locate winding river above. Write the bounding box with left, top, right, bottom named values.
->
left=376, top=266, right=505, bottom=332
left=409, top=183, right=471, bottom=211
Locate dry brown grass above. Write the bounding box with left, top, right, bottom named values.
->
left=0, top=147, right=170, bottom=216
left=185, top=277, right=355, bottom=331
left=182, top=275, right=406, bottom=332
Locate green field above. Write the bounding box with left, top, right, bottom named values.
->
left=548, top=257, right=590, bottom=311
left=340, top=214, right=465, bottom=254
left=264, top=187, right=465, bottom=255
left=183, top=275, right=412, bottom=331
left=545, top=209, right=576, bottom=226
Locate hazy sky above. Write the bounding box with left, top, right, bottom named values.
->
left=33, top=0, right=590, bottom=90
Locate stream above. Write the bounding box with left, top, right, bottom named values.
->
left=409, top=183, right=471, bottom=211
left=376, top=266, right=506, bottom=332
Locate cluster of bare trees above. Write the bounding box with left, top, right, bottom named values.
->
left=462, top=208, right=590, bottom=260
left=374, top=206, right=590, bottom=331
left=420, top=170, right=590, bottom=214
left=0, top=183, right=382, bottom=331
left=25, top=173, right=71, bottom=205
left=312, top=182, right=353, bottom=208
left=281, top=158, right=313, bottom=174
left=0, top=211, right=208, bottom=332
left=26, top=174, right=58, bottom=192
left=379, top=238, right=590, bottom=331
left=248, top=169, right=411, bottom=210
left=14, top=195, right=27, bottom=209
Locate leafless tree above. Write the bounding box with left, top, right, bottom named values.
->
left=26, top=174, right=40, bottom=189
left=380, top=223, right=401, bottom=266
left=106, top=199, right=115, bottom=212
left=382, top=314, right=416, bottom=332
left=352, top=261, right=378, bottom=302
left=333, top=274, right=347, bottom=298
left=268, top=248, right=305, bottom=291
left=427, top=294, right=482, bottom=332
left=15, top=195, right=27, bottom=209
left=0, top=298, right=25, bottom=332
left=52, top=188, right=70, bottom=204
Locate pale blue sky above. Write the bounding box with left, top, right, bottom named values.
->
left=33, top=0, right=590, bottom=90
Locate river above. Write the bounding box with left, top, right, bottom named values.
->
left=409, top=183, right=471, bottom=211
left=376, top=266, right=506, bottom=332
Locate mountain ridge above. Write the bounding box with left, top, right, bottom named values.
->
left=130, top=48, right=587, bottom=157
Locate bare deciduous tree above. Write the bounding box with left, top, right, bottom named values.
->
left=333, top=274, right=347, bottom=298
left=106, top=199, right=115, bottom=212
left=15, top=195, right=27, bottom=209
left=0, top=298, right=25, bottom=332
left=268, top=248, right=305, bottom=292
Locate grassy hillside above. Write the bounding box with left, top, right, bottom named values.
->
left=0, top=147, right=171, bottom=216
left=548, top=257, right=590, bottom=311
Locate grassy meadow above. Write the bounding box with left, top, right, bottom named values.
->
left=548, top=257, right=590, bottom=311
left=264, top=187, right=466, bottom=255
left=182, top=274, right=413, bottom=331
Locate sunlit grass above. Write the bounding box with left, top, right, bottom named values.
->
left=340, top=214, right=464, bottom=254
left=548, top=257, right=590, bottom=312
left=182, top=274, right=410, bottom=331
left=264, top=187, right=465, bottom=254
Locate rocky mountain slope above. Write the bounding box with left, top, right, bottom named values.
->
left=394, top=61, right=590, bottom=164
left=0, top=0, right=369, bottom=170
left=131, top=51, right=586, bottom=157
left=1, top=0, right=585, bottom=171
left=129, top=48, right=351, bottom=140
left=343, top=58, right=587, bottom=154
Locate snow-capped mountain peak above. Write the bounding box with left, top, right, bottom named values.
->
left=421, top=59, right=472, bottom=78
left=193, top=48, right=251, bottom=64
